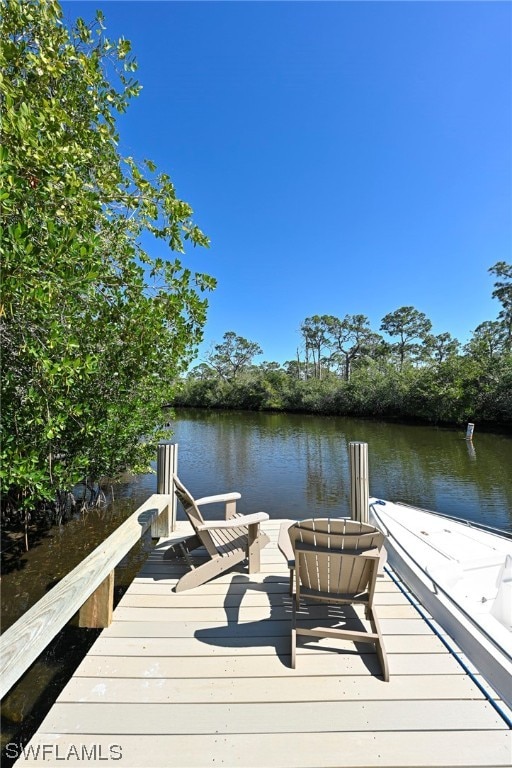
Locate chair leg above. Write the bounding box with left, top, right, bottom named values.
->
left=368, top=606, right=389, bottom=681
left=247, top=528, right=270, bottom=573
left=175, top=550, right=246, bottom=592
left=247, top=523, right=260, bottom=573
left=291, top=601, right=298, bottom=669
left=163, top=534, right=201, bottom=561
left=375, top=637, right=389, bottom=682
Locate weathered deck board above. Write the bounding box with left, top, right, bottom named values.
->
left=26, top=699, right=505, bottom=734
left=60, top=673, right=486, bottom=703
left=77, top=633, right=453, bottom=656
left=72, top=651, right=467, bottom=678
left=16, top=732, right=512, bottom=768
left=14, top=520, right=511, bottom=768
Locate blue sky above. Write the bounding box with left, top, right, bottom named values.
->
left=64, top=1, right=511, bottom=366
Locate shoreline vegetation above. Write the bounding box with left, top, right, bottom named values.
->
left=169, top=404, right=512, bottom=436
left=172, top=299, right=512, bottom=431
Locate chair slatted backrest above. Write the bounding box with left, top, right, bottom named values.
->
left=172, top=474, right=219, bottom=557
left=290, top=519, right=384, bottom=603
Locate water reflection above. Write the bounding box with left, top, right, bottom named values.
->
left=1, top=501, right=154, bottom=630
left=172, top=410, right=512, bottom=531
left=466, top=440, right=477, bottom=461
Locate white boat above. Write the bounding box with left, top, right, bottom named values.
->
left=369, top=498, right=512, bottom=711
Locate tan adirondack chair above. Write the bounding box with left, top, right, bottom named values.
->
left=286, top=518, right=389, bottom=680
left=164, top=474, right=270, bottom=592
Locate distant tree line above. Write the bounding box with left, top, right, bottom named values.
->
left=173, top=262, right=512, bottom=427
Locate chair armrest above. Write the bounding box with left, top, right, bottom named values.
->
left=195, top=492, right=241, bottom=506
left=197, top=512, right=269, bottom=531
left=278, top=521, right=296, bottom=566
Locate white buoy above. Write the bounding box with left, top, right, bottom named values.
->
left=466, top=423, right=475, bottom=441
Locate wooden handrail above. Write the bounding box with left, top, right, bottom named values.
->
left=0, top=493, right=174, bottom=699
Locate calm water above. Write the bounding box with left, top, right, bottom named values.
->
left=168, top=410, right=512, bottom=531
left=2, top=409, right=511, bottom=755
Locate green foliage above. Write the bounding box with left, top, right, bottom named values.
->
left=299, top=316, right=330, bottom=380
left=489, top=261, right=512, bottom=352
left=464, top=321, right=507, bottom=362
left=176, top=350, right=512, bottom=426
left=323, top=314, right=381, bottom=381
left=0, top=0, right=215, bottom=519
left=380, top=306, right=432, bottom=371
left=206, top=331, right=263, bottom=382
left=423, top=332, right=460, bottom=363
left=175, top=268, right=512, bottom=427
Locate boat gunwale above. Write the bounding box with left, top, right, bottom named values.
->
left=391, top=500, right=512, bottom=539
left=369, top=499, right=512, bottom=664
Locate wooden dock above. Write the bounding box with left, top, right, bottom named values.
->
left=15, top=519, right=511, bottom=767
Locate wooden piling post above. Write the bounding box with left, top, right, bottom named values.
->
left=349, top=441, right=369, bottom=523
left=466, top=423, right=475, bottom=441
left=152, top=442, right=178, bottom=537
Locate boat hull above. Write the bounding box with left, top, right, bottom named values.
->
left=369, top=498, right=512, bottom=710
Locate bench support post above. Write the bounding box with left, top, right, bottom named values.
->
left=78, top=570, right=114, bottom=628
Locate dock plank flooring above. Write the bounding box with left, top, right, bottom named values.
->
left=15, top=520, right=511, bottom=767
